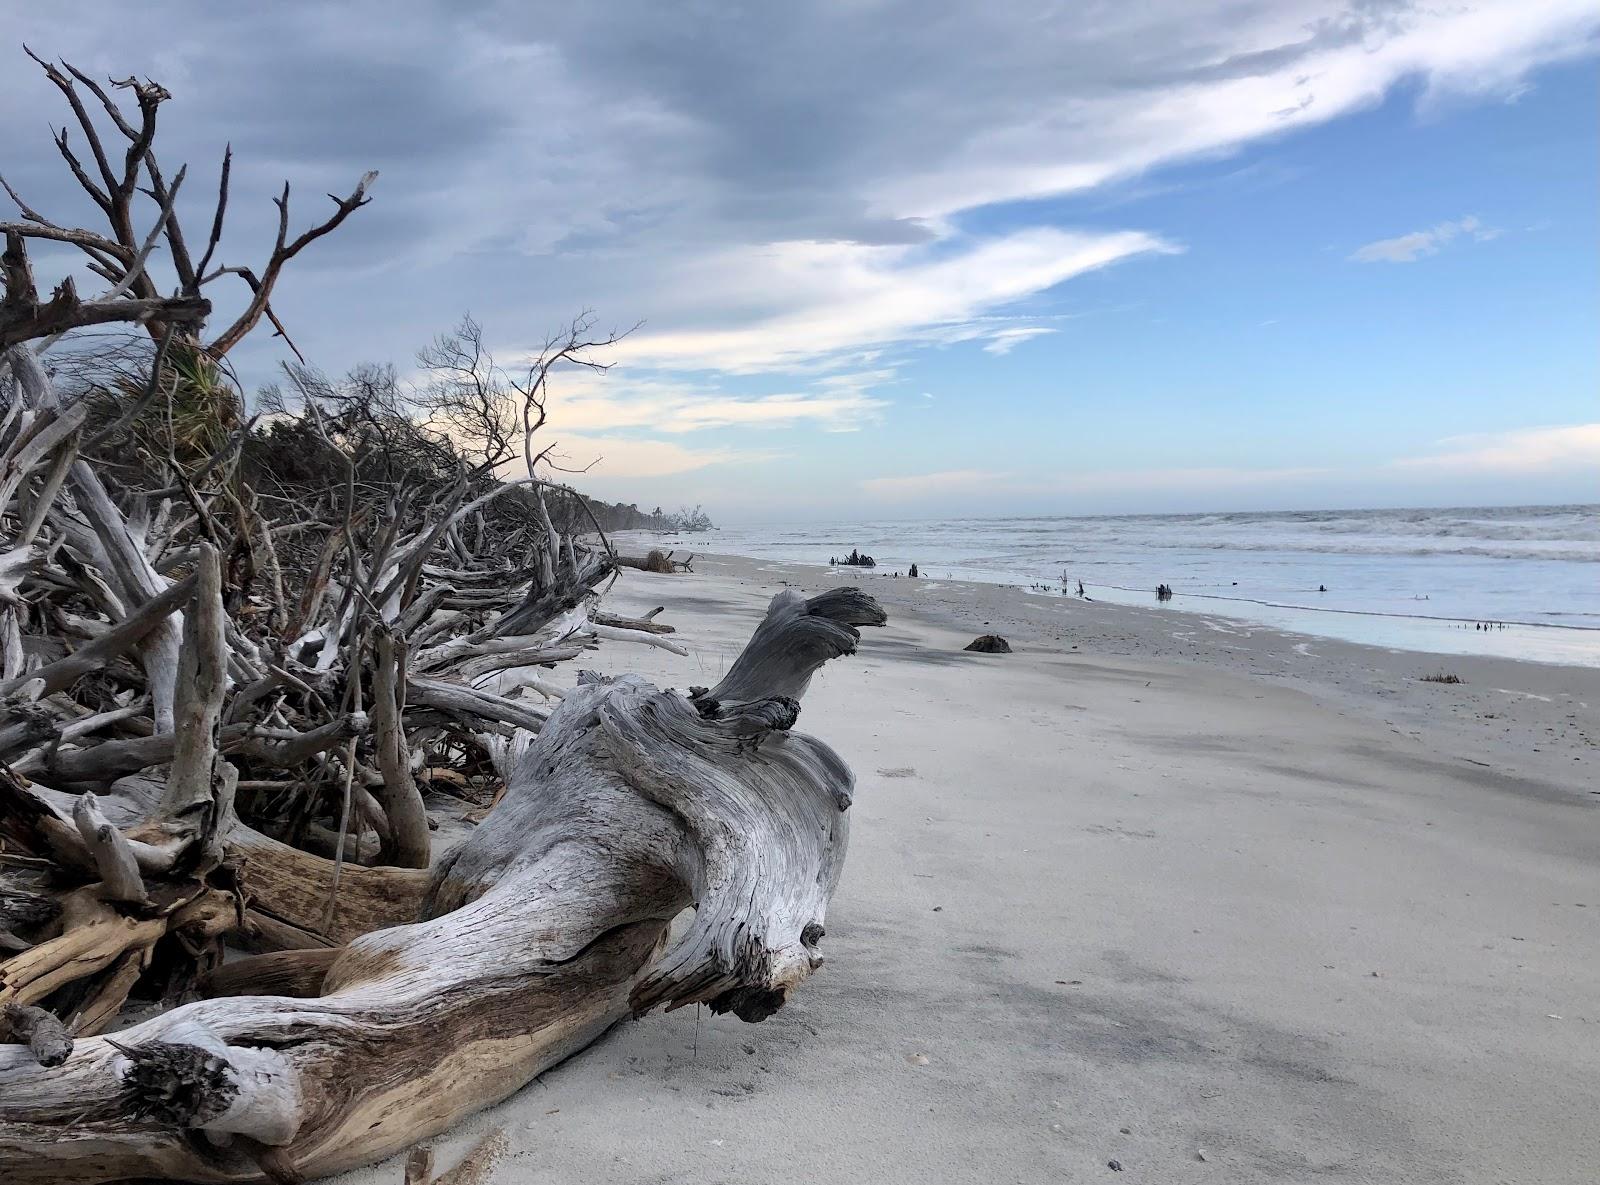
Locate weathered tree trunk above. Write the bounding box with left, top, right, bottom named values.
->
left=0, top=588, right=882, bottom=1184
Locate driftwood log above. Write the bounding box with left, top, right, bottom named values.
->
left=616, top=549, right=693, bottom=574
left=0, top=586, right=882, bottom=1183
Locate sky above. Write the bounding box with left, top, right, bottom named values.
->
left=4, top=1, right=1598, bottom=522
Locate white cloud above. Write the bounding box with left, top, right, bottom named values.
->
left=982, top=327, right=1058, bottom=355
left=8, top=2, right=1593, bottom=393
left=614, top=391, right=882, bottom=432
left=860, top=469, right=1009, bottom=498
left=547, top=374, right=889, bottom=435
left=863, top=3, right=1600, bottom=221
left=863, top=431, right=1597, bottom=509
left=1044, top=465, right=1334, bottom=494
left=1350, top=215, right=1500, bottom=263
left=512, top=432, right=771, bottom=480
left=611, top=229, right=1174, bottom=373
left=1392, top=423, right=1600, bottom=474
left=862, top=464, right=1330, bottom=502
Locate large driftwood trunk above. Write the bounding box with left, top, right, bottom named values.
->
left=0, top=587, right=885, bottom=1184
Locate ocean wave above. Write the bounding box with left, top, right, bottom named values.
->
left=707, top=505, right=1600, bottom=635
left=1089, top=584, right=1600, bottom=631
left=1108, top=540, right=1599, bottom=562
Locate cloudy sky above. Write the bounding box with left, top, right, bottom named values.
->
left=5, top=1, right=1597, bottom=520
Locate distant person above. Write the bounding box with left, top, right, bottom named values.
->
left=909, top=563, right=919, bottom=578
left=1318, top=584, right=1326, bottom=592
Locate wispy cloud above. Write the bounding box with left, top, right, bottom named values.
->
left=610, top=229, right=1173, bottom=373
left=861, top=463, right=1324, bottom=501
left=981, top=326, right=1058, bottom=355
left=513, top=433, right=774, bottom=480
left=548, top=373, right=889, bottom=435
left=860, top=469, right=1009, bottom=498
left=1349, top=215, right=1500, bottom=263
left=1392, top=423, right=1600, bottom=474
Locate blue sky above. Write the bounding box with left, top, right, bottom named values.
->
left=6, top=2, right=1598, bottom=521
left=831, top=62, right=1600, bottom=518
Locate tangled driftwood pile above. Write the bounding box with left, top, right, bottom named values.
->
left=0, top=53, right=887, bottom=1183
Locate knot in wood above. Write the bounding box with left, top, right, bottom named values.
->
left=111, top=1039, right=237, bottom=1128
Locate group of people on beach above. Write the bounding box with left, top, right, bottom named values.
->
left=1150, top=581, right=1329, bottom=602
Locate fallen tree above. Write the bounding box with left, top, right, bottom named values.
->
left=0, top=52, right=890, bottom=1183
left=616, top=547, right=694, bottom=573
left=0, top=583, right=884, bottom=1184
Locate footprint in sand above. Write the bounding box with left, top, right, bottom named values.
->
left=877, top=767, right=918, bottom=778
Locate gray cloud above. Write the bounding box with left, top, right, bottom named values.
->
left=3, top=0, right=1593, bottom=403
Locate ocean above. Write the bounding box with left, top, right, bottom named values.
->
left=689, top=505, right=1600, bottom=666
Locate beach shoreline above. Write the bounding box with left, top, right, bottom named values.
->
left=655, top=504, right=1600, bottom=649
left=336, top=553, right=1597, bottom=1185
left=697, top=549, right=1598, bottom=806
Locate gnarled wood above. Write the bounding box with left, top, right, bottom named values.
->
left=0, top=588, right=884, bottom=1184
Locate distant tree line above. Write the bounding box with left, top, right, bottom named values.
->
left=42, top=310, right=710, bottom=543
left=578, top=501, right=715, bottom=533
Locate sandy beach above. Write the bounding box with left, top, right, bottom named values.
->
left=340, top=552, right=1597, bottom=1185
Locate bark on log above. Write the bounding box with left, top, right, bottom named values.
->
left=0, top=587, right=883, bottom=1184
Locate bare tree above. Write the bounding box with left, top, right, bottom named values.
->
left=415, top=315, right=518, bottom=476
left=1, top=51, right=374, bottom=359
left=511, top=310, right=636, bottom=478
left=417, top=311, right=638, bottom=480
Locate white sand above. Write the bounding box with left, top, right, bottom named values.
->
left=339, top=554, right=1598, bottom=1184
